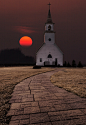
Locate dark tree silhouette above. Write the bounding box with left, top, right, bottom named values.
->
left=67, top=62, right=71, bottom=67
left=63, top=61, right=67, bottom=67
left=77, top=61, right=83, bottom=67
left=0, top=49, right=35, bottom=66
left=72, top=60, right=76, bottom=67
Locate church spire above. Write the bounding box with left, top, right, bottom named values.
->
left=48, top=3, right=51, bottom=18
left=46, top=2, right=53, bottom=24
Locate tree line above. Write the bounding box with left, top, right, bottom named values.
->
left=0, top=49, right=35, bottom=66
left=63, top=60, right=83, bottom=67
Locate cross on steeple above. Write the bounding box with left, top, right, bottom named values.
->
left=48, top=2, right=51, bottom=10
left=46, top=2, right=53, bottom=23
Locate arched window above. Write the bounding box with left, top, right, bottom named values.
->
left=48, top=25, right=51, bottom=30
left=47, top=54, right=52, bottom=58
left=40, top=58, right=42, bottom=62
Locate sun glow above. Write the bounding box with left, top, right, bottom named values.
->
left=19, top=36, right=32, bottom=46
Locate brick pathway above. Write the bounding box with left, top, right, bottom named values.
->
left=7, top=69, right=86, bottom=125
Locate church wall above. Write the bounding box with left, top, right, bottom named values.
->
left=44, top=33, right=55, bottom=44
left=36, top=44, right=63, bottom=66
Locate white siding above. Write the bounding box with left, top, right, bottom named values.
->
left=44, top=33, right=55, bottom=44
left=36, top=44, right=63, bottom=66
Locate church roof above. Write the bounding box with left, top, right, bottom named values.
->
left=54, top=43, right=64, bottom=55
left=36, top=43, right=45, bottom=55
left=36, top=43, right=63, bottom=55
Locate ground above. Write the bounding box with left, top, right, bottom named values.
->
left=0, top=67, right=86, bottom=124
left=0, top=66, right=54, bottom=125
left=51, top=68, right=86, bottom=98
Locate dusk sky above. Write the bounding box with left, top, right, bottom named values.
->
left=0, top=0, right=86, bottom=64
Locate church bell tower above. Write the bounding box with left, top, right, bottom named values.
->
left=36, top=3, right=63, bottom=66
left=44, top=3, right=55, bottom=44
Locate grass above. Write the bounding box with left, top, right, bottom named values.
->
left=0, top=66, right=55, bottom=125
left=51, top=68, right=86, bottom=98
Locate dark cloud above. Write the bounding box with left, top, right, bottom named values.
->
left=13, top=26, right=37, bottom=34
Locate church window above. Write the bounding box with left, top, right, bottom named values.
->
left=48, top=25, right=51, bottom=30
left=40, top=58, right=42, bottom=62
left=48, top=38, right=51, bottom=41
left=48, top=54, right=52, bottom=58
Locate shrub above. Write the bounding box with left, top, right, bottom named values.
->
left=33, top=65, right=41, bottom=69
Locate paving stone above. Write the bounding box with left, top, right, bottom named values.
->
left=11, top=103, right=21, bottom=110
left=7, top=109, right=15, bottom=116
left=60, top=117, right=86, bottom=125
left=14, top=99, right=22, bottom=103
left=31, top=90, right=47, bottom=94
left=20, top=119, right=29, bottom=124
left=69, top=102, right=86, bottom=109
left=48, top=109, right=84, bottom=117
left=11, top=115, right=29, bottom=121
left=80, top=108, right=86, bottom=114
left=49, top=115, right=63, bottom=121
left=24, top=94, right=33, bottom=98
left=41, top=122, right=52, bottom=125
left=29, top=123, right=41, bottom=125
left=24, top=106, right=40, bottom=114
left=14, top=109, right=24, bottom=115
left=54, top=104, right=72, bottom=111
left=62, top=109, right=85, bottom=116
left=35, top=96, right=57, bottom=101
left=39, top=100, right=54, bottom=107
left=48, top=111, right=62, bottom=116
left=30, top=86, right=45, bottom=90
left=9, top=120, right=20, bottom=125
left=49, top=110, right=85, bottom=122
left=11, top=95, right=22, bottom=100
left=64, top=98, right=86, bottom=104
left=52, top=100, right=66, bottom=105
left=41, top=83, right=54, bottom=86
left=12, top=90, right=30, bottom=94
left=52, top=120, right=75, bottom=125
left=35, top=94, right=57, bottom=100
left=17, top=90, right=30, bottom=94
left=14, top=86, right=29, bottom=91
left=40, top=106, right=56, bottom=112
left=30, top=113, right=50, bottom=124
left=30, top=83, right=37, bottom=85
left=34, top=93, right=51, bottom=98
left=54, top=92, right=70, bottom=97
left=22, top=97, right=33, bottom=102
left=13, top=94, right=33, bottom=98
left=21, top=101, right=38, bottom=108
left=78, top=115, right=86, bottom=122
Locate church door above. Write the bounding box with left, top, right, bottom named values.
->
left=47, top=54, right=52, bottom=65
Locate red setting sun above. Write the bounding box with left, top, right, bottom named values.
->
left=19, top=36, right=32, bottom=46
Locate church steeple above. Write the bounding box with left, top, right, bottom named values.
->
left=46, top=3, right=53, bottom=24
left=48, top=3, right=51, bottom=18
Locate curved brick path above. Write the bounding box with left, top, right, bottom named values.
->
left=7, top=69, right=86, bottom=125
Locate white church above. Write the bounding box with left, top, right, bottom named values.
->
left=36, top=3, right=63, bottom=66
